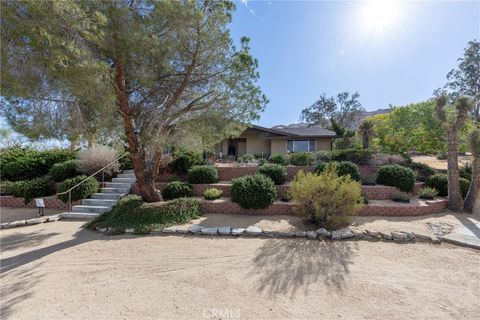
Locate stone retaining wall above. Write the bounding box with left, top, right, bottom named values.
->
left=358, top=199, right=448, bottom=216
left=0, top=196, right=79, bottom=209
left=201, top=198, right=295, bottom=215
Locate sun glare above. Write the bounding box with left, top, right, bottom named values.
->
left=360, top=0, right=402, bottom=35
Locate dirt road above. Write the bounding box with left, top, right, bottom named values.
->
left=1, top=221, right=479, bottom=319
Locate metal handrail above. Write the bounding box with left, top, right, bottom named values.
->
left=57, top=152, right=130, bottom=212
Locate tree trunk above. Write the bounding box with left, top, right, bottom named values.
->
left=114, top=56, right=162, bottom=202
left=446, top=131, right=463, bottom=210
left=363, top=134, right=369, bottom=149
left=463, top=155, right=480, bottom=212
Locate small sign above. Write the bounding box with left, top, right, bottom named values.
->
left=35, top=198, right=45, bottom=208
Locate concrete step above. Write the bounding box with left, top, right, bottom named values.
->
left=91, top=193, right=125, bottom=200
left=105, top=182, right=132, bottom=188
left=112, top=177, right=136, bottom=183
left=72, top=205, right=112, bottom=213
left=116, top=173, right=135, bottom=179
left=122, top=169, right=134, bottom=174
left=82, top=199, right=118, bottom=206
left=60, top=212, right=100, bottom=220
left=101, top=187, right=130, bottom=194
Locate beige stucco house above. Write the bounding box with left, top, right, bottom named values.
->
left=215, top=125, right=338, bottom=157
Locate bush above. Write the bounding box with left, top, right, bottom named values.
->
left=231, top=174, right=277, bottom=209
left=77, top=146, right=120, bottom=178
left=290, top=168, right=364, bottom=229
left=407, top=162, right=435, bottom=182
left=88, top=195, right=201, bottom=232
left=315, top=151, right=333, bottom=162
left=57, top=175, right=99, bottom=203
left=169, top=151, right=202, bottom=174
left=204, top=188, right=223, bottom=200
left=187, top=165, right=219, bottom=184
left=289, top=152, right=313, bottom=166
left=49, top=159, right=79, bottom=182
left=238, top=154, right=255, bottom=162
left=0, top=147, right=76, bottom=181
left=314, top=162, right=328, bottom=174
left=331, top=148, right=372, bottom=164
left=119, top=153, right=133, bottom=171
left=258, top=158, right=267, bottom=166
left=4, top=176, right=55, bottom=203
left=256, top=163, right=287, bottom=185
left=360, top=175, right=376, bottom=186
left=425, top=173, right=470, bottom=197
left=376, top=164, right=416, bottom=192
left=392, top=191, right=410, bottom=203
left=269, top=154, right=289, bottom=166
left=418, top=188, right=438, bottom=200
left=161, top=181, right=193, bottom=200
left=314, top=161, right=360, bottom=181
left=460, top=163, right=472, bottom=181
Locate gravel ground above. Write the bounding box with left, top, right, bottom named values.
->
left=1, top=221, right=479, bottom=320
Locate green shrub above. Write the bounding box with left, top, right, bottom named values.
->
left=203, top=188, right=223, bottom=200
left=290, top=168, right=364, bottom=229
left=49, top=159, right=79, bottom=182
left=289, top=152, right=313, bottom=166
left=258, top=158, right=267, bottom=166
left=418, top=188, right=438, bottom=200
left=314, top=162, right=328, bottom=174
left=425, top=173, right=470, bottom=197
left=376, top=164, right=415, bottom=192
left=314, top=161, right=360, bottom=181
left=392, top=191, right=410, bottom=203
left=269, top=154, right=289, bottom=166
left=162, top=181, right=193, bottom=200
left=407, top=162, right=435, bottom=182
left=169, top=151, right=202, bottom=174
left=316, top=151, right=333, bottom=162
left=256, top=163, right=287, bottom=185
left=0, top=147, right=76, bottom=181
left=360, top=175, right=376, bottom=186
left=57, top=175, right=99, bottom=203
left=119, top=153, right=133, bottom=171
left=459, top=163, right=472, bottom=181
left=331, top=148, right=372, bottom=164
left=238, top=154, right=255, bottom=162
left=231, top=174, right=277, bottom=209
left=187, top=165, right=219, bottom=184
left=4, top=176, right=55, bottom=203
left=88, top=195, right=201, bottom=232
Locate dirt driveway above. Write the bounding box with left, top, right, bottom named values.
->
left=1, top=221, right=479, bottom=320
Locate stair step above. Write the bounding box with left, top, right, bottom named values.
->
left=101, top=187, right=130, bottom=194
left=112, top=177, right=136, bottom=183
left=91, top=193, right=125, bottom=200
left=82, top=199, right=118, bottom=206
left=72, top=205, right=112, bottom=213
left=116, top=174, right=135, bottom=179
left=105, top=182, right=132, bottom=188
left=122, top=169, right=134, bottom=174
left=60, top=212, right=100, bottom=220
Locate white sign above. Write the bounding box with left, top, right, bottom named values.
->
left=35, top=198, right=45, bottom=208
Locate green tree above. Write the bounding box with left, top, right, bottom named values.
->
left=1, top=0, right=267, bottom=202
left=358, top=119, right=374, bottom=149
left=435, top=95, right=473, bottom=211
left=464, top=129, right=480, bottom=212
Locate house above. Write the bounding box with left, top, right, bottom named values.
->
left=215, top=125, right=339, bottom=157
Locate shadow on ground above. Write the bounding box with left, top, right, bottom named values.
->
left=250, top=238, right=358, bottom=298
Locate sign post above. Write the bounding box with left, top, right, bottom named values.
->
left=35, top=198, right=45, bottom=216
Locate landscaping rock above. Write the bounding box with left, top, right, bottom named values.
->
left=331, top=231, right=342, bottom=240
left=306, top=231, right=317, bottom=239
left=231, top=227, right=245, bottom=236
left=262, top=231, right=276, bottom=238
left=26, top=218, right=43, bottom=225
left=201, top=227, right=218, bottom=235
left=316, top=228, right=331, bottom=238
left=0, top=223, right=10, bottom=229
left=125, top=228, right=135, bottom=233
left=189, top=224, right=204, bottom=234
left=46, top=215, right=61, bottom=222
left=413, top=233, right=432, bottom=242
left=9, top=220, right=26, bottom=227
left=96, top=227, right=107, bottom=233
left=173, top=226, right=190, bottom=234
left=276, top=231, right=295, bottom=237
left=294, top=231, right=307, bottom=237
left=392, top=231, right=414, bottom=242
left=379, top=232, right=392, bottom=241
left=218, top=226, right=231, bottom=235
left=245, top=226, right=262, bottom=236
left=162, top=227, right=177, bottom=234
left=340, top=229, right=355, bottom=239
left=352, top=230, right=365, bottom=239
left=366, top=230, right=380, bottom=237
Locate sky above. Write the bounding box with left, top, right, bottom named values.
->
left=229, top=0, right=480, bottom=127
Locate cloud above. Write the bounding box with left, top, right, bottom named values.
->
left=239, top=0, right=255, bottom=15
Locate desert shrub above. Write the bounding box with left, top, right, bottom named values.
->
left=77, top=146, right=120, bottom=178
left=331, top=148, right=372, bottom=164
left=370, top=153, right=408, bottom=166
left=418, top=188, right=438, bottom=200
left=231, top=174, right=277, bottom=209
left=88, top=195, right=201, bottom=232
left=425, top=173, right=470, bottom=197
left=376, top=164, right=415, bottom=192
left=392, top=191, right=410, bottom=203
left=269, top=153, right=289, bottom=166
left=459, top=163, right=472, bottom=181
left=161, top=181, right=193, bottom=200
left=57, top=175, right=99, bottom=203
left=337, top=161, right=361, bottom=181
left=187, top=165, right=219, bottom=184
left=169, top=151, right=202, bottom=174
left=258, top=158, right=267, bottom=166
left=290, top=168, right=364, bottom=229
left=360, top=175, right=376, bottom=185
left=4, top=176, right=55, bottom=203
left=256, top=163, right=287, bottom=185
left=315, top=151, right=333, bottom=162
left=238, top=154, right=255, bottom=162
left=203, top=188, right=223, bottom=200
left=407, top=162, right=435, bottom=182
left=314, top=162, right=328, bottom=174
left=0, top=147, right=76, bottom=181
left=0, top=180, right=14, bottom=195
left=49, top=159, right=79, bottom=182
left=118, top=153, right=133, bottom=171
left=289, top=152, right=313, bottom=166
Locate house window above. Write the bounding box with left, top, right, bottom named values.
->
left=287, top=140, right=315, bottom=152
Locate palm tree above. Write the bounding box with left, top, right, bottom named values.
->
left=358, top=119, right=374, bottom=149
left=464, top=128, right=480, bottom=212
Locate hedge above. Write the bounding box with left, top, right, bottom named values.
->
left=425, top=173, right=470, bottom=197
left=204, top=188, right=223, bottom=200
left=269, top=154, right=289, bottom=166
left=169, top=151, right=202, bottom=174
left=289, top=152, right=313, bottom=166
left=407, top=162, right=435, bottom=182
left=331, top=148, right=372, bottom=164
left=49, top=159, right=79, bottom=182
left=161, top=181, right=194, bottom=200
left=57, top=175, right=99, bottom=203
left=187, top=165, right=219, bottom=184
left=375, top=164, right=415, bottom=192
left=256, top=163, right=287, bottom=185
left=314, top=161, right=360, bottom=181
left=4, top=176, right=56, bottom=203
left=231, top=174, right=277, bottom=209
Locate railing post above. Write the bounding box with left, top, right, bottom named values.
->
left=102, top=170, right=105, bottom=188
left=68, top=191, right=72, bottom=212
